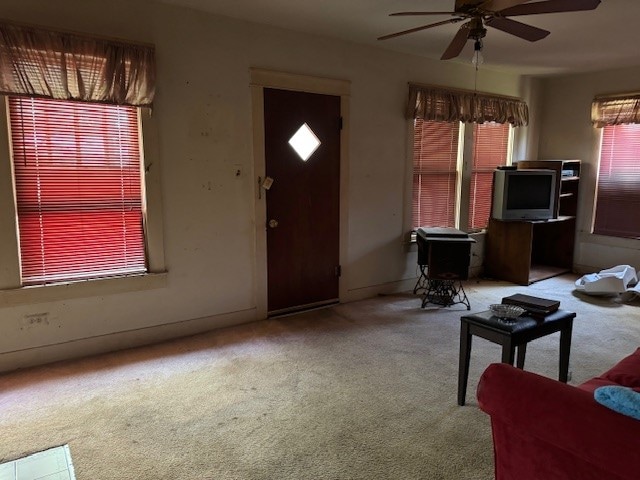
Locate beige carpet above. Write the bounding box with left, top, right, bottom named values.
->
left=1, top=275, right=639, bottom=479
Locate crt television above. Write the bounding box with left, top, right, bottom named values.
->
left=492, top=169, right=556, bottom=221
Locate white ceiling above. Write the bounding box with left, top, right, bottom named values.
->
left=147, top=0, right=638, bottom=76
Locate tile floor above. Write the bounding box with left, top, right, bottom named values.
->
left=0, top=445, right=76, bottom=480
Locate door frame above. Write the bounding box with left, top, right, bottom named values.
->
left=250, top=68, right=351, bottom=319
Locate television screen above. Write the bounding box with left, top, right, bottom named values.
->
left=506, top=174, right=554, bottom=210
left=492, top=169, right=556, bottom=221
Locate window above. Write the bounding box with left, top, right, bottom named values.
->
left=412, top=119, right=461, bottom=229
left=0, top=22, right=164, bottom=303
left=469, top=122, right=511, bottom=230
left=407, top=83, right=526, bottom=234
left=412, top=120, right=512, bottom=232
left=593, top=123, right=640, bottom=238
left=8, top=97, right=147, bottom=285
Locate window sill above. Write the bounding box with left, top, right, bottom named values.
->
left=577, top=231, right=640, bottom=248
left=0, top=272, right=168, bottom=308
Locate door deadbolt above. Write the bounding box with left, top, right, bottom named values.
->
left=268, top=219, right=279, bottom=228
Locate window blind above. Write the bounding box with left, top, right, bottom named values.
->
left=9, top=96, right=147, bottom=285
left=593, top=124, right=640, bottom=238
left=469, top=122, right=510, bottom=230
left=412, top=119, right=460, bottom=229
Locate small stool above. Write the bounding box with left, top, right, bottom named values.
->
left=458, top=309, right=575, bottom=406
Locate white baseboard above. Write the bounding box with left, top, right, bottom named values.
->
left=345, top=278, right=418, bottom=302
left=0, top=308, right=257, bottom=373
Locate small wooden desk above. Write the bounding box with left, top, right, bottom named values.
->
left=457, top=309, right=575, bottom=406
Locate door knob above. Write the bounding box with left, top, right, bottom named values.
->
left=268, top=219, right=279, bottom=228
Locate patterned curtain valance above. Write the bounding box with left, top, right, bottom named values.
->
left=407, top=83, right=529, bottom=127
left=0, top=22, right=155, bottom=107
left=591, top=94, right=640, bottom=128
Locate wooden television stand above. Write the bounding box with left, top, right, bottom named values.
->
left=485, top=216, right=576, bottom=286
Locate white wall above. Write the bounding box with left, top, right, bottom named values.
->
left=0, top=0, right=532, bottom=371
left=537, top=66, right=640, bottom=273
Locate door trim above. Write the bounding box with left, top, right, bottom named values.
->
left=250, top=68, right=351, bottom=320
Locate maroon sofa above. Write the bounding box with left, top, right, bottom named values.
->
left=477, top=348, right=640, bottom=480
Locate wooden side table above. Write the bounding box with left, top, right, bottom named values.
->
left=458, top=309, right=575, bottom=406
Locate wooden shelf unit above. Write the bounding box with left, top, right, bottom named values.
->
left=518, top=159, right=581, bottom=218
left=485, top=160, right=580, bottom=286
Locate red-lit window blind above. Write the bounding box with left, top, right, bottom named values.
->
left=469, top=122, right=510, bottom=230
left=412, top=119, right=460, bottom=229
left=9, top=96, right=147, bottom=285
left=594, top=124, right=640, bottom=238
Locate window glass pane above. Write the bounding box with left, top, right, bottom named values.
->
left=9, top=97, right=147, bottom=284
left=412, top=119, right=460, bottom=229
left=594, top=124, right=640, bottom=238
left=469, top=122, right=511, bottom=230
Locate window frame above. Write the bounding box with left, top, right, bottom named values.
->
left=9, top=97, right=149, bottom=285
left=408, top=119, right=513, bottom=235
left=411, top=118, right=464, bottom=231
left=0, top=97, right=166, bottom=307
left=467, top=122, right=514, bottom=231
left=592, top=123, right=640, bottom=239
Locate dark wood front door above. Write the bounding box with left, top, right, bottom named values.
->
left=263, top=88, right=341, bottom=315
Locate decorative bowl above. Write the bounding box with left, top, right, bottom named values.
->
left=489, top=304, right=526, bottom=320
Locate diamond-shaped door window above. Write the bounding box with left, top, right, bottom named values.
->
left=288, top=123, right=321, bottom=162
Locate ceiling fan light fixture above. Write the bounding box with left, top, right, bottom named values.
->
left=469, top=17, right=487, bottom=39
left=471, top=39, right=484, bottom=66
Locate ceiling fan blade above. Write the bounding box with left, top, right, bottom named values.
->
left=441, top=24, right=471, bottom=60
left=486, top=17, right=550, bottom=41
left=478, top=0, right=529, bottom=12
left=499, top=0, right=601, bottom=16
left=378, top=18, right=462, bottom=41
left=390, top=12, right=458, bottom=17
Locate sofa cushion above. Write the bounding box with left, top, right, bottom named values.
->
left=579, top=348, right=640, bottom=393
left=594, top=385, right=640, bottom=420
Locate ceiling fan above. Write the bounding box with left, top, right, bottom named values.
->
left=378, top=0, right=601, bottom=61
